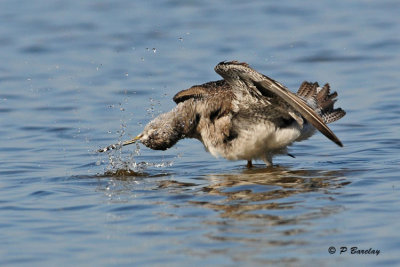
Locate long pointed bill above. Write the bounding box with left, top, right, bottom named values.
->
left=97, top=134, right=143, bottom=153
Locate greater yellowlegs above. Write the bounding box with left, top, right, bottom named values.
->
left=99, top=61, right=346, bottom=167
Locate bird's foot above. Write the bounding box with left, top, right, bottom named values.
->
left=246, top=160, right=253, bottom=168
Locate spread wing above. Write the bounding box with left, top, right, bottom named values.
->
left=173, top=80, right=229, bottom=104
left=214, top=61, right=343, bottom=147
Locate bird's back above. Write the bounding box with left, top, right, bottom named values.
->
left=171, top=78, right=346, bottom=165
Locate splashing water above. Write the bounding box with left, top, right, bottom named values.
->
left=103, top=110, right=174, bottom=177
left=104, top=125, right=144, bottom=176
left=104, top=144, right=174, bottom=177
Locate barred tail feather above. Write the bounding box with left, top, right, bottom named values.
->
left=297, top=81, right=346, bottom=124
left=322, top=109, right=346, bottom=124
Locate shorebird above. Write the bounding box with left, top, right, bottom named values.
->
left=98, top=61, right=345, bottom=167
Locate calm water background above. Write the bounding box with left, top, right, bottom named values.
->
left=1, top=0, right=399, bottom=266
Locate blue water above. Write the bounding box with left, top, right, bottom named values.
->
left=1, top=0, right=400, bottom=266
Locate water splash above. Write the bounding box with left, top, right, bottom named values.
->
left=105, top=147, right=173, bottom=175
left=101, top=89, right=174, bottom=177
left=103, top=121, right=174, bottom=177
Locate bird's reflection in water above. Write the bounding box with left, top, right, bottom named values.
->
left=193, top=166, right=350, bottom=223
left=98, top=164, right=350, bottom=262
left=157, top=166, right=351, bottom=263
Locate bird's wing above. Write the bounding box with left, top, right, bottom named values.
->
left=173, top=80, right=228, bottom=104
left=173, top=86, right=210, bottom=104
left=214, top=61, right=343, bottom=147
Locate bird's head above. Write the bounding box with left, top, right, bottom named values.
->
left=139, top=121, right=180, bottom=151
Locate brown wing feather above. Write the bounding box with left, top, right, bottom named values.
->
left=214, top=61, right=343, bottom=147
left=173, top=86, right=209, bottom=104
left=255, top=79, right=343, bottom=147
left=173, top=80, right=228, bottom=104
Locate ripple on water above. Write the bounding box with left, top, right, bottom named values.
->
left=109, top=204, right=154, bottom=212
left=1, top=0, right=400, bottom=265
left=296, top=52, right=373, bottom=63
left=20, top=45, right=52, bottom=54
left=29, top=190, right=54, bottom=197
left=0, top=107, right=13, bottom=113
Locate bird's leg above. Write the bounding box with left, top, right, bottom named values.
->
left=246, top=160, right=253, bottom=168
left=262, top=154, right=273, bottom=167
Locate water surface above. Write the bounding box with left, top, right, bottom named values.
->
left=1, top=0, right=400, bottom=266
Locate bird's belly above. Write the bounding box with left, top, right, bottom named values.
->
left=204, top=122, right=302, bottom=161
